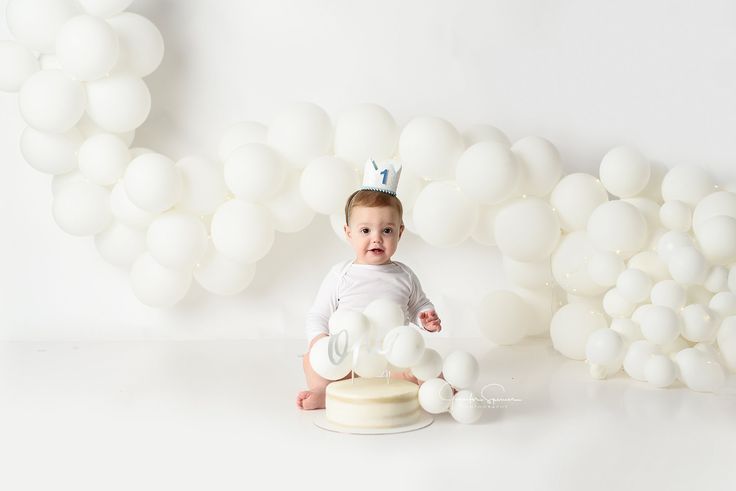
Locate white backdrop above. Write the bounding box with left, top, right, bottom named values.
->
left=2, top=0, right=736, bottom=341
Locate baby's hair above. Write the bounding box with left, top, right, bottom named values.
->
left=344, top=190, right=404, bottom=226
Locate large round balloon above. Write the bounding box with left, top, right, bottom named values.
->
left=86, top=73, right=151, bottom=133
left=224, top=143, right=286, bottom=202
left=455, top=141, right=519, bottom=205
left=19, top=70, right=86, bottom=132
left=549, top=173, right=608, bottom=232
left=495, top=197, right=560, bottom=262
left=399, top=117, right=463, bottom=180
left=78, top=133, right=131, bottom=185
left=130, top=252, right=192, bottom=308
left=587, top=200, right=648, bottom=258
left=267, top=102, right=332, bottom=168
left=210, top=199, right=275, bottom=264
left=695, top=215, right=736, bottom=265
left=77, top=0, right=133, bottom=17
left=107, top=12, right=164, bottom=77
left=56, top=14, right=119, bottom=81
left=0, top=41, right=39, bottom=92
left=299, top=156, right=358, bottom=214
left=502, top=256, right=553, bottom=289
left=6, top=0, right=80, bottom=54
left=476, top=290, right=534, bottom=345
left=147, top=211, right=208, bottom=271
left=123, top=153, right=182, bottom=213
left=692, top=191, right=736, bottom=234
left=510, top=136, right=561, bottom=197
left=334, top=103, right=398, bottom=168
left=412, top=181, right=478, bottom=247
left=264, top=171, right=315, bottom=233
left=94, top=221, right=146, bottom=268
left=52, top=179, right=112, bottom=236
left=550, top=303, right=608, bottom=360
left=218, top=121, right=267, bottom=161
left=598, top=146, right=650, bottom=198
left=674, top=347, right=725, bottom=392
left=109, top=181, right=158, bottom=229
left=193, top=243, right=256, bottom=296
left=661, top=164, right=716, bottom=207
left=20, top=126, right=83, bottom=175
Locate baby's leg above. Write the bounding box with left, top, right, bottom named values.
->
left=296, top=334, right=356, bottom=410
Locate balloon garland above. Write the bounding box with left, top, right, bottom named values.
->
left=1, top=0, right=735, bottom=394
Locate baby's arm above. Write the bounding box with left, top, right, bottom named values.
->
left=403, top=264, right=441, bottom=333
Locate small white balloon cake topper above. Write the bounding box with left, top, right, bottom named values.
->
left=361, top=158, right=402, bottom=195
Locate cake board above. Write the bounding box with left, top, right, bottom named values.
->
left=313, top=411, right=434, bottom=435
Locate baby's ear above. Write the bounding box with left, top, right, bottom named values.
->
left=343, top=223, right=350, bottom=238
left=399, top=223, right=405, bottom=238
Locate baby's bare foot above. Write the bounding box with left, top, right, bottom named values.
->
left=296, top=389, right=326, bottom=410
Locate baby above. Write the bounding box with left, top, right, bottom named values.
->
left=296, top=159, right=442, bottom=410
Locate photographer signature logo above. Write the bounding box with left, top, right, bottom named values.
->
left=445, top=383, right=523, bottom=409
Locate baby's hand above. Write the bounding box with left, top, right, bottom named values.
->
left=419, top=310, right=442, bottom=332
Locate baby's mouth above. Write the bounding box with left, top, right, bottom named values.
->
left=368, top=248, right=384, bottom=254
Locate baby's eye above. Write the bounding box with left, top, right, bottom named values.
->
left=360, top=228, right=369, bottom=234
left=383, top=228, right=393, bottom=234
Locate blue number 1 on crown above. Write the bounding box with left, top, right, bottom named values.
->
left=380, top=169, right=388, bottom=184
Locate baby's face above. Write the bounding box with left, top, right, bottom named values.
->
left=344, top=206, right=404, bottom=265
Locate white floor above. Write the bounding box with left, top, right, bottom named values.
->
left=1, top=337, right=735, bottom=491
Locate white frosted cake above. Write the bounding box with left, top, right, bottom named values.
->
left=325, top=377, right=422, bottom=428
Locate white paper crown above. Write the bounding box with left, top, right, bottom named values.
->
left=361, top=158, right=402, bottom=195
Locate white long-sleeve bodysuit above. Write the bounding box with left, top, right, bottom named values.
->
left=304, top=259, right=436, bottom=345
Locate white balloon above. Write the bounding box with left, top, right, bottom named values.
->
left=674, top=347, right=725, bottom=392
left=328, top=309, right=371, bottom=350
left=599, top=146, right=650, bottom=198
left=0, top=41, right=39, bottom=92
left=616, top=268, right=652, bottom=303
left=413, top=181, right=478, bottom=247
left=56, top=15, right=118, bottom=81
left=585, top=328, right=625, bottom=365
left=656, top=230, right=693, bottom=263
left=650, top=280, right=686, bottom=311
left=107, top=12, right=164, bottom=77
left=395, top=167, right=425, bottom=211
left=662, top=164, right=716, bottom=207
left=410, top=348, right=443, bottom=381
left=86, top=74, right=151, bottom=133
left=418, top=378, right=453, bottom=414
left=130, top=253, right=192, bottom=307
left=77, top=0, right=133, bottom=17
left=309, top=337, right=352, bottom=381
left=730, top=265, right=736, bottom=294
left=704, top=266, right=729, bottom=294
left=210, top=200, right=275, bottom=264
left=686, top=285, right=714, bottom=306
left=19, top=70, right=86, bottom=133
left=299, top=156, right=358, bottom=214
left=382, top=325, right=425, bottom=368
left=218, top=121, right=267, bottom=162
left=668, top=246, right=706, bottom=285
left=494, top=197, right=560, bottom=262
left=267, top=102, right=332, bottom=168
left=610, top=317, right=643, bottom=344
left=75, top=113, right=134, bottom=145
left=623, top=339, right=660, bottom=381
left=602, top=288, right=636, bottom=318
left=456, top=141, right=519, bottom=205
left=627, top=250, right=670, bottom=283
left=709, top=292, right=736, bottom=318
left=551, top=232, right=607, bottom=296
left=147, top=211, right=207, bottom=270
left=176, top=156, right=229, bottom=215
left=334, top=103, right=398, bottom=168
left=502, top=256, right=554, bottom=289
left=695, top=216, right=736, bottom=265
left=442, top=351, right=480, bottom=389
left=587, top=200, right=648, bottom=258
left=264, top=171, right=315, bottom=233
left=549, top=173, right=608, bottom=232
left=476, top=290, right=534, bottom=345
left=462, top=124, right=510, bottom=147
left=123, top=153, right=181, bottom=213
left=78, top=133, right=130, bottom=185
left=680, top=304, right=719, bottom=342
left=362, top=299, right=406, bottom=342
left=450, top=390, right=482, bottom=424
left=20, top=126, right=82, bottom=175
left=550, top=303, right=608, bottom=360
left=692, top=191, right=736, bottom=234
left=224, top=143, right=286, bottom=202
left=510, top=136, right=562, bottom=197
left=94, top=221, right=145, bottom=268
left=717, top=317, right=736, bottom=372
left=624, top=197, right=661, bottom=243
left=399, top=117, right=463, bottom=180
left=659, top=200, right=691, bottom=232
left=587, top=251, right=625, bottom=287
left=52, top=179, right=112, bottom=236
left=639, top=305, right=681, bottom=345
left=644, top=355, right=677, bottom=388
left=515, top=287, right=563, bottom=336
left=353, top=344, right=388, bottom=378
left=193, top=243, right=256, bottom=296
left=6, top=0, right=79, bottom=53
left=109, top=181, right=157, bottom=229
left=470, top=204, right=500, bottom=246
